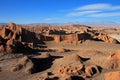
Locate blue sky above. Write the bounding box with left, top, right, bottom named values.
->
left=0, top=0, right=120, bottom=24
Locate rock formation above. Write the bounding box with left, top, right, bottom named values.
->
left=10, top=56, right=34, bottom=74
left=52, top=54, right=84, bottom=79
left=93, top=33, right=119, bottom=43
left=0, top=22, right=118, bottom=54
left=0, top=23, right=34, bottom=53
left=37, top=54, right=102, bottom=80
left=22, top=24, right=119, bottom=44
left=54, top=32, right=92, bottom=44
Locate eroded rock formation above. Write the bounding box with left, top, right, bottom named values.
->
left=0, top=23, right=119, bottom=54
left=93, top=33, right=119, bottom=43
left=0, top=23, right=33, bottom=53
left=10, top=56, right=34, bottom=74
left=22, top=24, right=119, bottom=44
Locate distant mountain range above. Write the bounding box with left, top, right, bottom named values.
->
left=0, top=21, right=120, bottom=28
left=24, top=22, right=120, bottom=28
left=80, top=21, right=120, bottom=28
left=0, top=23, right=8, bottom=25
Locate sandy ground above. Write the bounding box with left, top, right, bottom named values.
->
left=46, top=40, right=120, bottom=53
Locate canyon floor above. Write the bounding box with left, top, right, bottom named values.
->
left=0, top=41, right=120, bottom=80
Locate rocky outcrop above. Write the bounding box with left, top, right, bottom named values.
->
left=54, top=33, right=78, bottom=44
left=0, top=23, right=33, bottom=53
left=78, top=32, right=92, bottom=43
left=54, top=32, right=92, bottom=44
left=37, top=54, right=101, bottom=80
left=93, top=33, right=119, bottom=43
left=54, top=32, right=119, bottom=44
left=10, top=56, right=34, bottom=74
left=52, top=54, right=84, bottom=78
left=5, top=23, right=22, bottom=41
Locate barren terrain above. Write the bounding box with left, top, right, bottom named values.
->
left=0, top=23, right=120, bottom=80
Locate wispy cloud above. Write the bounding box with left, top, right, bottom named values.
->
left=67, top=11, right=101, bottom=16
left=76, top=3, right=120, bottom=10
left=90, top=12, right=120, bottom=17
left=67, top=3, right=120, bottom=17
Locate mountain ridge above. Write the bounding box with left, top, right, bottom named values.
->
left=0, top=21, right=120, bottom=28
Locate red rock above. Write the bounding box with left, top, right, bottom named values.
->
left=0, top=23, right=33, bottom=53
left=94, top=33, right=118, bottom=43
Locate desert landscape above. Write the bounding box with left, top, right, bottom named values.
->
left=0, top=22, right=120, bottom=80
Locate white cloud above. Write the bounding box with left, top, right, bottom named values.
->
left=90, top=12, right=120, bottom=17
left=66, top=3, right=120, bottom=18
left=76, top=3, right=120, bottom=10
left=44, top=18, right=57, bottom=21
left=67, top=10, right=101, bottom=16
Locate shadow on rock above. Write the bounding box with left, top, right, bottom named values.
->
left=30, top=55, right=63, bottom=73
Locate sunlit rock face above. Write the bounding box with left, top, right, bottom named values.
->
left=0, top=23, right=33, bottom=53
left=109, top=34, right=120, bottom=42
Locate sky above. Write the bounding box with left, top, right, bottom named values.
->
left=0, top=0, right=120, bottom=24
